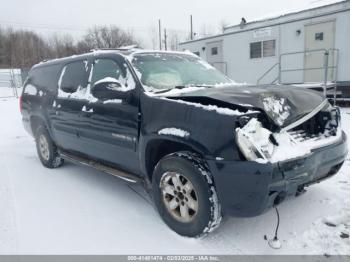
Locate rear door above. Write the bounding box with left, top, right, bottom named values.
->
left=304, top=21, right=335, bottom=82
left=79, top=56, right=140, bottom=173
left=50, top=60, right=91, bottom=153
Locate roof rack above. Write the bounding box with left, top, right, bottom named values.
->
left=90, top=45, right=141, bottom=52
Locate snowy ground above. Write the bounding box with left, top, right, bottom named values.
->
left=0, top=91, right=349, bottom=255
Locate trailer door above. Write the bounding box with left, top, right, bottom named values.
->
left=304, top=21, right=335, bottom=82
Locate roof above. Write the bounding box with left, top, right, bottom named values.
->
left=32, top=48, right=197, bottom=69
left=224, top=0, right=347, bottom=31
left=180, top=0, right=349, bottom=45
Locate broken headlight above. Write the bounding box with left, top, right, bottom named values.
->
left=236, top=118, right=275, bottom=162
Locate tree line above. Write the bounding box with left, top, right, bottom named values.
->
left=0, top=25, right=138, bottom=69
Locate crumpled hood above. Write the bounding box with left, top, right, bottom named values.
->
left=164, top=85, right=326, bottom=127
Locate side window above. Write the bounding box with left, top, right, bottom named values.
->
left=91, top=58, right=136, bottom=93
left=91, top=59, right=123, bottom=86
left=58, top=60, right=89, bottom=94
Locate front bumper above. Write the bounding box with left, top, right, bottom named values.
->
left=207, top=131, right=348, bottom=217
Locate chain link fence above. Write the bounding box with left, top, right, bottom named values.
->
left=0, top=69, right=25, bottom=98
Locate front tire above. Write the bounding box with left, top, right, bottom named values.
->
left=152, top=152, right=222, bottom=237
left=35, top=126, right=64, bottom=168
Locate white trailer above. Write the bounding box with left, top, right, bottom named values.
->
left=179, top=0, right=350, bottom=100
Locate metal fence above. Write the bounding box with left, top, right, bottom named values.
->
left=0, top=69, right=23, bottom=98
left=257, top=49, right=339, bottom=103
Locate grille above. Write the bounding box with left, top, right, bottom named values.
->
left=288, top=130, right=325, bottom=143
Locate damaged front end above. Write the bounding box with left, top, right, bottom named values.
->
left=235, top=100, right=342, bottom=163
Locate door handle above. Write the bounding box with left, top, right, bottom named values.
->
left=81, top=106, right=94, bottom=116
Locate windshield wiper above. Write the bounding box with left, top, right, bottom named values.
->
left=153, top=84, right=215, bottom=94
left=174, top=84, right=216, bottom=89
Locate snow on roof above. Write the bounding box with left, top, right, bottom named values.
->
left=33, top=49, right=196, bottom=69
left=224, top=0, right=347, bottom=30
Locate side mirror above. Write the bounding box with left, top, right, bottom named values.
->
left=91, top=79, right=128, bottom=101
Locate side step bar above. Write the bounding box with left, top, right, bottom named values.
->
left=59, top=150, right=143, bottom=184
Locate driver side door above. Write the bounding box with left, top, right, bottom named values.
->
left=80, top=56, right=140, bottom=173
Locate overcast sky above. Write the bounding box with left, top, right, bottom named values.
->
left=0, top=0, right=341, bottom=47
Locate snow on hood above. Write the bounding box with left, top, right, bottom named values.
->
left=158, top=128, right=190, bottom=138
left=163, top=97, right=258, bottom=116
left=163, top=85, right=326, bottom=127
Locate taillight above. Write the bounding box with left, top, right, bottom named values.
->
left=19, top=96, right=23, bottom=113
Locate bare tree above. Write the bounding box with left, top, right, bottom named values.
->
left=48, top=34, right=77, bottom=58
left=149, top=25, right=158, bottom=50
left=219, top=19, right=229, bottom=33
left=80, top=25, right=138, bottom=50
left=0, top=24, right=141, bottom=69
left=0, top=27, right=51, bottom=69
left=168, top=30, right=180, bottom=51
left=198, top=23, right=216, bottom=38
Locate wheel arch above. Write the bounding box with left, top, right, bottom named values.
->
left=141, top=137, right=208, bottom=181
left=30, top=115, right=50, bottom=137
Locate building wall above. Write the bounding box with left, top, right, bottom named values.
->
left=223, top=26, right=280, bottom=84
left=179, top=1, right=350, bottom=85
left=181, top=36, right=223, bottom=61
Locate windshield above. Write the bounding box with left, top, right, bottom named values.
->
left=131, top=52, right=234, bottom=92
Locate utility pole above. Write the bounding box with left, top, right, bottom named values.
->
left=190, top=15, right=193, bottom=40
left=158, top=19, right=162, bottom=50
left=164, top=28, right=168, bottom=51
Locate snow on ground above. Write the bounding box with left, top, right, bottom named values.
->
left=0, top=92, right=349, bottom=255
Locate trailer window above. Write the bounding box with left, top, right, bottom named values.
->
left=250, top=42, right=262, bottom=58
left=211, top=47, right=218, bottom=55
left=263, top=40, right=276, bottom=57
left=250, top=40, right=276, bottom=59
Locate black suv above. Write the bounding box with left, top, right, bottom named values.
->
left=21, top=49, right=348, bottom=237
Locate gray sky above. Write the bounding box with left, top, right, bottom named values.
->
left=0, top=0, right=341, bottom=47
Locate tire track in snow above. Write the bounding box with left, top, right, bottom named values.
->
left=0, top=145, right=19, bottom=253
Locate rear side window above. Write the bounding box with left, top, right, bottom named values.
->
left=29, top=64, right=61, bottom=91
left=58, top=60, right=89, bottom=94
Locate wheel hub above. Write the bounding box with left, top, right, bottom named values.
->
left=160, top=171, right=198, bottom=223
left=38, top=134, right=50, bottom=161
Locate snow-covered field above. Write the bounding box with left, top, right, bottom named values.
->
left=0, top=91, right=349, bottom=255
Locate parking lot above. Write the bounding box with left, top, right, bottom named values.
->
left=0, top=94, right=349, bottom=255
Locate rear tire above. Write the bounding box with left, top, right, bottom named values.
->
left=152, top=152, right=222, bottom=238
left=35, top=126, right=64, bottom=168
